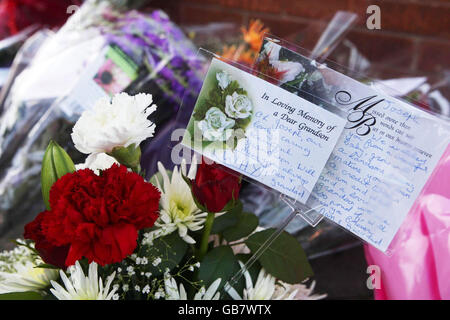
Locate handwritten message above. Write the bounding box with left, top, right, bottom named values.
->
left=306, top=90, right=449, bottom=251
left=183, top=58, right=346, bottom=203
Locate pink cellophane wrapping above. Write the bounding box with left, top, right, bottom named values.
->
left=364, top=145, right=450, bottom=300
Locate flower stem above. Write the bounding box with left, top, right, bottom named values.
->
left=198, top=212, right=215, bottom=261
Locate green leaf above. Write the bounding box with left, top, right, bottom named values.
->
left=34, top=263, right=60, bottom=270
left=197, top=246, right=240, bottom=290
left=0, top=292, right=43, bottom=300
left=210, top=201, right=242, bottom=234
left=41, top=141, right=75, bottom=210
left=245, top=228, right=313, bottom=284
left=144, top=232, right=188, bottom=277
left=223, top=212, right=259, bottom=242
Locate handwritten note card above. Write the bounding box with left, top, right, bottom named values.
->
left=182, top=58, right=346, bottom=203
left=256, top=39, right=450, bottom=251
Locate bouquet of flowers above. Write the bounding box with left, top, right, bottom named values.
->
left=0, top=93, right=325, bottom=300
left=0, top=1, right=203, bottom=239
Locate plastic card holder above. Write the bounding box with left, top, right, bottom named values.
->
left=169, top=47, right=352, bottom=293
left=169, top=39, right=450, bottom=292
left=170, top=48, right=348, bottom=226
left=255, top=35, right=450, bottom=257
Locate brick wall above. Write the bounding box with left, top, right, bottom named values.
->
left=149, top=0, right=450, bottom=78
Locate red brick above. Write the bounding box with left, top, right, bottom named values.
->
left=182, top=0, right=282, bottom=13
left=346, top=30, right=416, bottom=68
left=178, top=4, right=245, bottom=25
left=245, top=15, right=309, bottom=39
left=368, top=0, right=450, bottom=38
left=284, top=0, right=367, bottom=25
left=219, top=0, right=282, bottom=14
left=417, top=39, right=450, bottom=73
left=146, top=0, right=183, bottom=22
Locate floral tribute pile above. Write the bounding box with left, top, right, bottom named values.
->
left=0, top=93, right=325, bottom=300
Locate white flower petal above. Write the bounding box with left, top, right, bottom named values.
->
left=50, top=262, right=116, bottom=300
left=72, top=93, right=156, bottom=154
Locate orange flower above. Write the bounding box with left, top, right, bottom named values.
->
left=241, top=19, right=269, bottom=52
left=220, top=44, right=255, bottom=66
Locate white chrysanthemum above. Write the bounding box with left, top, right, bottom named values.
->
left=165, top=276, right=221, bottom=300
left=147, top=156, right=207, bottom=244
left=227, top=262, right=326, bottom=300
left=50, top=261, right=117, bottom=300
left=71, top=93, right=156, bottom=154
left=0, top=242, right=59, bottom=294
left=75, top=153, right=118, bottom=174
left=274, top=280, right=327, bottom=300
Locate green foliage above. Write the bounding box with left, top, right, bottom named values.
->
left=210, top=201, right=243, bottom=234
left=245, top=228, right=313, bottom=284
left=34, top=263, right=60, bottom=270
left=0, top=291, right=43, bottom=300
left=222, top=212, right=259, bottom=242
left=197, top=246, right=240, bottom=290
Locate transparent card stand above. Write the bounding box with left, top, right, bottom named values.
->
left=169, top=48, right=351, bottom=294
left=169, top=39, right=450, bottom=296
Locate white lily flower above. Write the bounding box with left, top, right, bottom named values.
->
left=165, top=275, right=221, bottom=300
left=71, top=93, right=156, bottom=154
left=270, top=60, right=305, bottom=84
left=146, top=156, right=207, bottom=244
left=262, top=41, right=305, bottom=84
left=50, top=261, right=117, bottom=300
left=263, top=41, right=281, bottom=62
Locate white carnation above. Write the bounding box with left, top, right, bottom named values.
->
left=71, top=93, right=157, bottom=154
left=75, top=153, right=118, bottom=174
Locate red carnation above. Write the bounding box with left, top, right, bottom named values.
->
left=24, top=211, right=70, bottom=269
left=24, top=164, right=160, bottom=267
left=192, top=159, right=241, bottom=213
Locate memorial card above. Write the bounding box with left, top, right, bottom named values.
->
left=182, top=58, right=346, bottom=203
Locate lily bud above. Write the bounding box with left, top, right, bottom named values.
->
left=41, top=141, right=75, bottom=210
